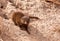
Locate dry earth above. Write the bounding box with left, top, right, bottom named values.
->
left=0, top=0, right=60, bottom=41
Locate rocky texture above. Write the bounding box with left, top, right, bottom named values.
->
left=0, top=0, right=8, bottom=9
left=0, top=0, right=60, bottom=41
left=45, top=0, right=60, bottom=5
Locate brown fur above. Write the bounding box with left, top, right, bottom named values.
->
left=12, top=12, right=30, bottom=34
left=12, top=12, right=39, bottom=34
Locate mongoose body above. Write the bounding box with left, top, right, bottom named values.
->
left=12, top=12, right=30, bottom=34
left=12, top=12, right=39, bottom=34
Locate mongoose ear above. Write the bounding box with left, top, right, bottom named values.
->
left=29, top=16, right=39, bottom=22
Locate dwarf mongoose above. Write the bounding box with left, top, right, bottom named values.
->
left=12, top=12, right=39, bottom=34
